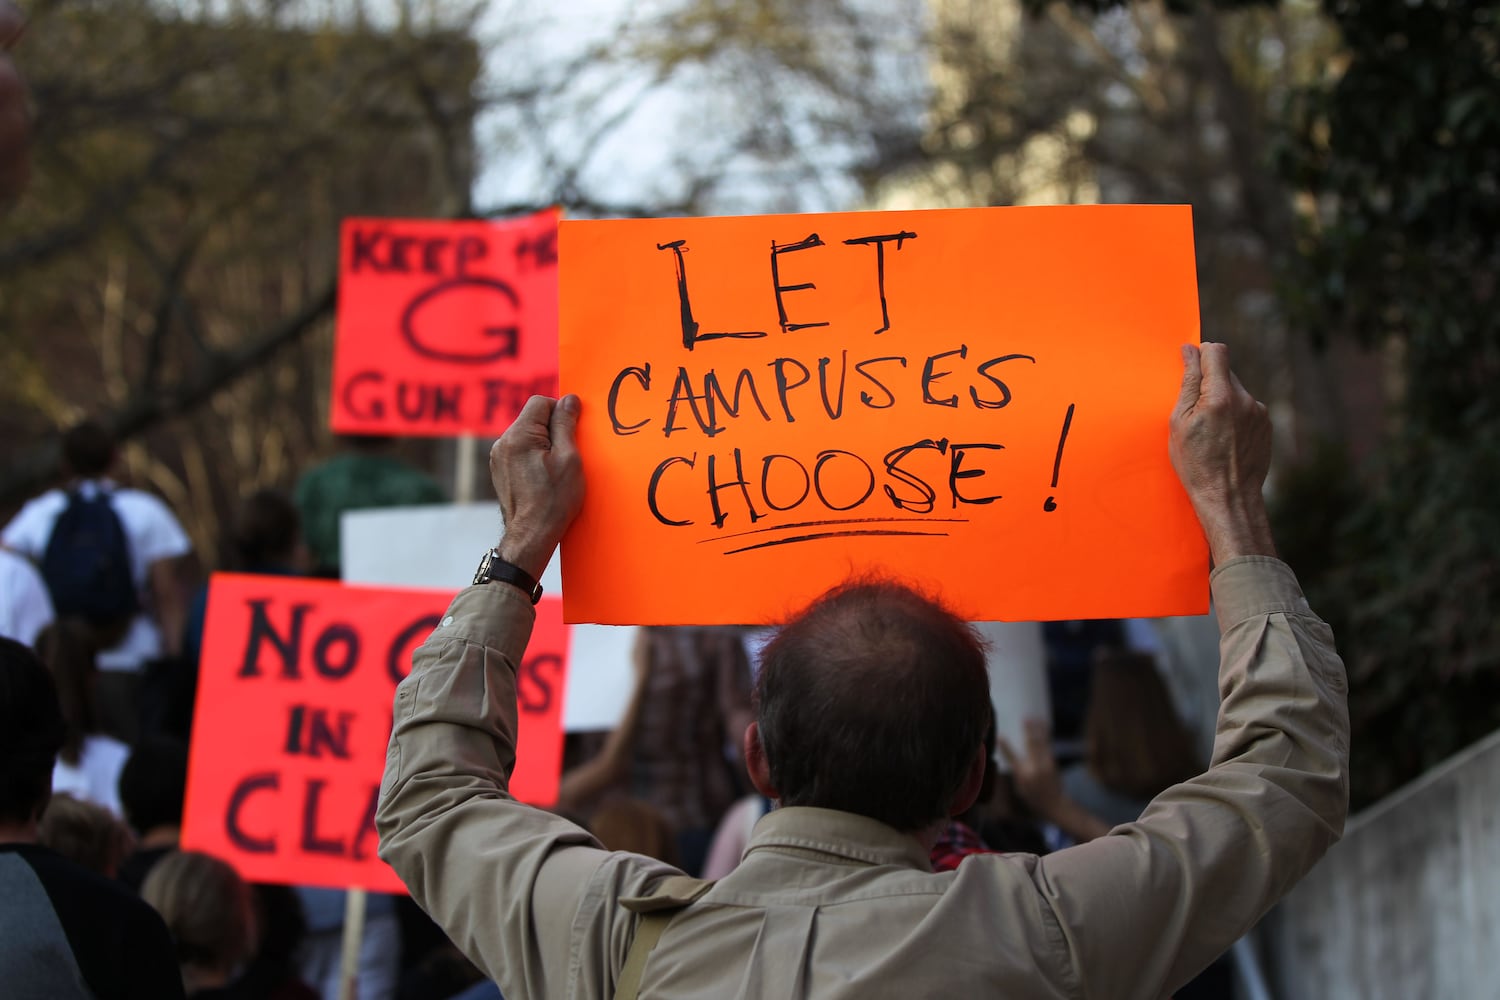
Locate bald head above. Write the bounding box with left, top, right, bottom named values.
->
left=754, top=580, right=991, bottom=832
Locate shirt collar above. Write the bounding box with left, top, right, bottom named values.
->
left=744, top=806, right=933, bottom=872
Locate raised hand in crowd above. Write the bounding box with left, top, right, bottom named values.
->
left=996, top=718, right=1110, bottom=844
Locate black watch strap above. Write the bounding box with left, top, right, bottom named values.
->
left=473, top=549, right=543, bottom=604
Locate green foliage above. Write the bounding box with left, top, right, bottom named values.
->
left=0, top=0, right=482, bottom=546
left=1281, top=1, right=1500, bottom=432
left=1274, top=0, right=1500, bottom=805
left=1273, top=423, right=1500, bottom=808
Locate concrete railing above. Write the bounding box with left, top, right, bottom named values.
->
left=1263, top=727, right=1500, bottom=999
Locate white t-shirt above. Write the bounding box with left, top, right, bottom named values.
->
left=52, top=733, right=132, bottom=818
left=0, top=547, right=55, bottom=646
left=2, top=480, right=192, bottom=671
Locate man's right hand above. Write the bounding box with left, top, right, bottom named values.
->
left=1168, top=343, right=1277, bottom=563
left=489, top=394, right=585, bottom=581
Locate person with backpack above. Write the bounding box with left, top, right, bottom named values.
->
left=2, top=420, right=193, bottom=743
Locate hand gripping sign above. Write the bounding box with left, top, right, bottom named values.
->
left=559, top=204, right=1208, bottom=625
left=182, top=575, right=569, bottom=892
left=331, top=209, right=560, bottom=437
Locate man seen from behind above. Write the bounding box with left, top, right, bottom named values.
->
left=376, top=343, right=1349, bottom=998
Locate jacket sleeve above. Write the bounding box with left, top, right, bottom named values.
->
left=375, top=583, right=678, bottom=999
left=1035, top=556, right=1350, bottom=999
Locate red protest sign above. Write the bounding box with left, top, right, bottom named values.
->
left=182, top=574, right=570, bottom=892
left=331, top=209, right=560, bottom=437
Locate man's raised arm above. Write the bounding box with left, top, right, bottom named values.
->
left=1023, top=343, right=1350, bottom=998
left=376, top=395, right=675, bottom=998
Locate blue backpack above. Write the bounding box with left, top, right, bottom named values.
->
left=40, top=489, right=140, bottom=626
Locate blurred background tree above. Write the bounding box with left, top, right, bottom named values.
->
left=617, top=0, right=1379, bottom=463
left=1270, top=0, right=1500, bottom=806
left=0, top=0, right=489, bottom=558
left=0, top=0, right=686, bottom=557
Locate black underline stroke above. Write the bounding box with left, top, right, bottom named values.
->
left=700, top=516, right=969, bottom=544
left=723, top=529, right=950, bottom=555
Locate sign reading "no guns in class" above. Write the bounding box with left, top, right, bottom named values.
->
left=181, top=575, right=569, bottom=892
left=331, top=209, right=560, bottom=437
left=559, top=205, right=1208, bottom=625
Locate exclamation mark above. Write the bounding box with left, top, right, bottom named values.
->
left=1043, top=403, right=1075, bottom=512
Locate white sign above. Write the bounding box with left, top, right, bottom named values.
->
left=341, top=503, right=637, bottom=731
left=973, top=620, right=1050, bottom=772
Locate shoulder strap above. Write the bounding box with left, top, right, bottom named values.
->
left=613, top=875, right=714, bottom=1000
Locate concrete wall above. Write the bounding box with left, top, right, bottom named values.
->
left=1264, top=728, right=1500, bottom=999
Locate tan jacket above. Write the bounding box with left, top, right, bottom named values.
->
left=377, top=556, right=1349, bottom=999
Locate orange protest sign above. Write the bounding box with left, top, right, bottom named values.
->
left=182, top=574, right=570, bottom=892
left=559, top=205, right=1207, bottom=624
left=331, top=209, right=560, bottom=437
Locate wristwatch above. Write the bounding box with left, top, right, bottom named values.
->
left=473, top=548, right=543, bottom=604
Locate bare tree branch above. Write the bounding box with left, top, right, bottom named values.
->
left=0, top=283, right=336, bottom=510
